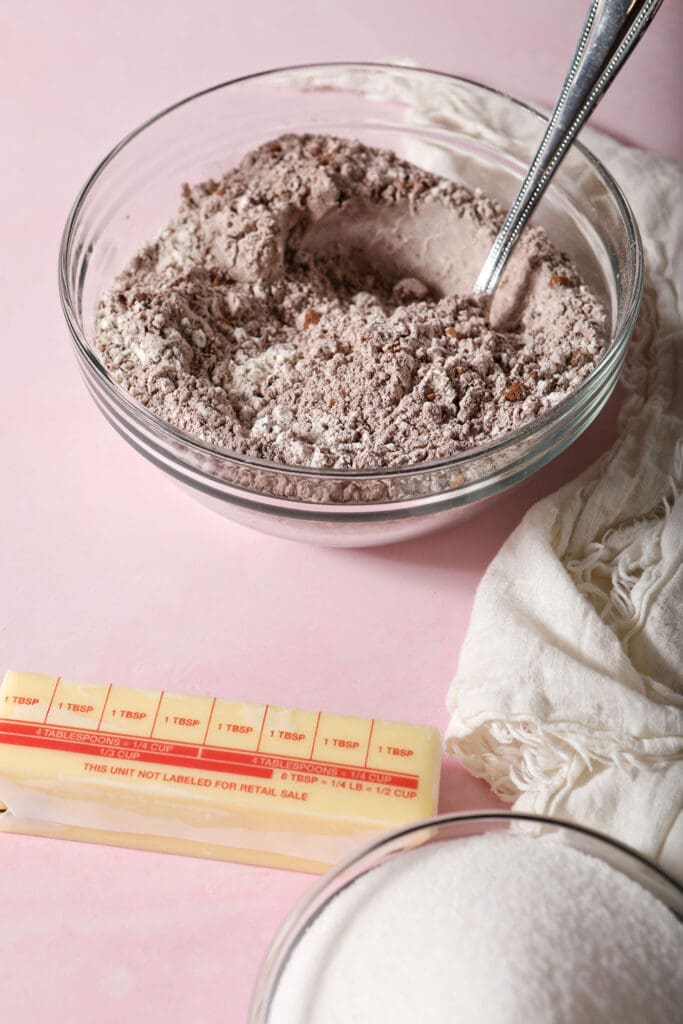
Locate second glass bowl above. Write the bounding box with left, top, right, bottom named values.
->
left=60, top=64, right=642, bottom=546
left=250, top=811, right=683, bottom=1022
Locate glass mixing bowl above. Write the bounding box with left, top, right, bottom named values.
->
left=60, top=64, right=642, bottom=547
left=250, top=811, right=683, bottom=1022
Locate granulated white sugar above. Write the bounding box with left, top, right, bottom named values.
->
left=267, top=834, right=683, bottom=1024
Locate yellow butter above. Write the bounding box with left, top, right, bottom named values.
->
left=0, top=670, right=441, bottom=873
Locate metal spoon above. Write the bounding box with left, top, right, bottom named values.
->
left=474, top=0, right=664, bottom=297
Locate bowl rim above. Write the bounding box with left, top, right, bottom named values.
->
left=59, top=61, right=643, bottom=483
left=249, top=808, right=683, bottom=1022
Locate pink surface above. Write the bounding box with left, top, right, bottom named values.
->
left=0, top=2, right=676, bottom=1021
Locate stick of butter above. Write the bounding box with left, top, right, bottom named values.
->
left=0, top=670, right=441, bottom=873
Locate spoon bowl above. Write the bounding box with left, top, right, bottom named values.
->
left=60, top=65, right=643, bottom=546
left=476, top=0, right=664, bottom=295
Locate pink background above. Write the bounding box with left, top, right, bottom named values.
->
left=1, top=2, right=680, bottom=1021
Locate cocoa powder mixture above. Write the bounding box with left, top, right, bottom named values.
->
left=95, top=134, right=606, bottom=469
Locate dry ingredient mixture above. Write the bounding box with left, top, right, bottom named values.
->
left=95, top=134, right=606, bottom=469
left=267, top=834, right=683, bottom=1024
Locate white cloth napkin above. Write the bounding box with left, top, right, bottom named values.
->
left=282, top=66, right=683, bottom=880
left=445, top=132, right=683, bottom=882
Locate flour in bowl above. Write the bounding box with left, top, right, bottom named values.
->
left=95, top=134, right=606, bottom=469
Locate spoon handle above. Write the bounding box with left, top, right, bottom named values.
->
left=474, top=0, right=664, bottom=296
